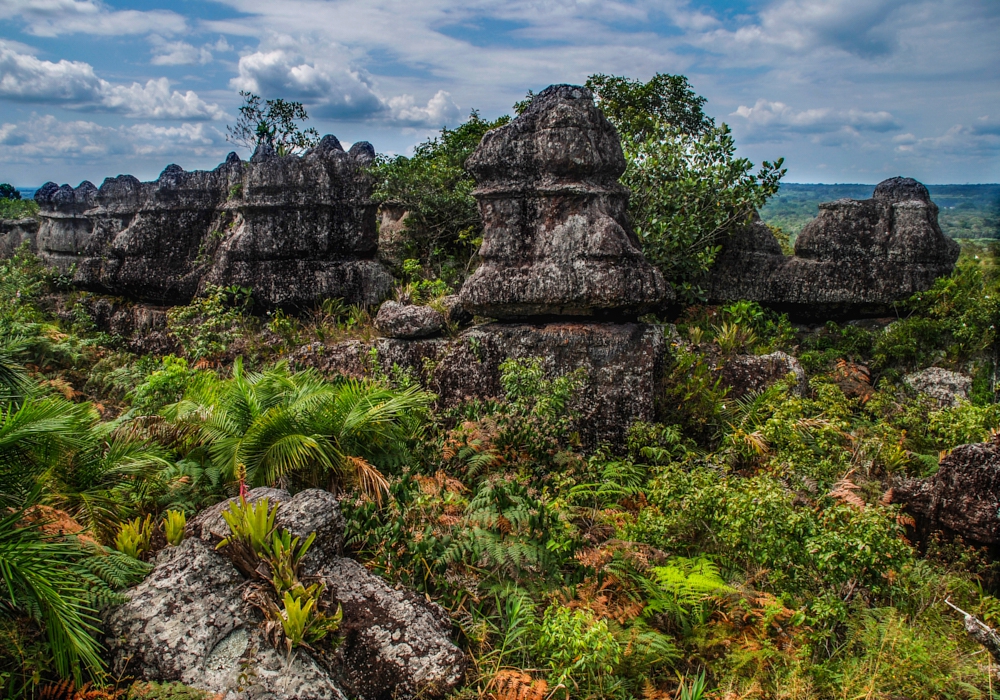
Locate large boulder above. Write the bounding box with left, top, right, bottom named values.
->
left=892, top=436, right=1000, bottom=546
left=459, top=84, right=670, bottom=319
left=375, top=301, right=445, bottom=339
left=720, top=351, right=807, bottom=399
left=181, top=487, right=465, bottom=699
left=904, top=367, right=972, bottom=406
left=708, top=178, right=960, bottom=318
left=292, top=321, right=668, bottom=446
left=104, top=537, right=348, bottom=700
left=32, top=139, right=392, bottom=309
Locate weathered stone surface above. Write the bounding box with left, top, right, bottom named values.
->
left=185, top=487, right=464, bottom=699
left=376, top=204, right=410, bottom=269
left=317, top=557, right=466, bottom=700
left=0, top=217, right=38, bottom=258
left=375, top=301, right=445, bottom=338
left=104, top=537, right=347, bottom=700
left=437, top=294, right=473, bottom=326
left=708, top=178, right=960, bottom=317
left=292, top=321, right=667, bottom=445
left=721, top=351, right=807, bottom=399
left=460, top=84, right=670, bottom=319
left=893, top=436, right=1000, bottom=546
left=33, top=139, right=392, bottom=309
left=905, top=367, right=972, bottom=406
left=57, top=296, right=178, bottom=355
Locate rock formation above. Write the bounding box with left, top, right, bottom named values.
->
left=108, top=488, right=465, bottom=700
left=0, top=216, right=38, bottom=258
left=892, top=436, right=1000, bottom=547
left=295, top=321, right=665, bottom=445
left=460, top=84, right=670, bottom=319
left=720, top=351, right=807, bottom=399
left=375, top=301, right=445, bottom=339
left=708, top=178, right=960, bottom=317
left=33, top=137, right=392, bottom=309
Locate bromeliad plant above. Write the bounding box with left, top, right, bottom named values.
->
left=162, top=510, right=186, bottom=546
left=114, top=515, right=153, bottom=560
left=216, top=498, right=340, bottom=651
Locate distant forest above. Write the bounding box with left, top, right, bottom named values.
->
left=761, top=183, right=1000, bottom=240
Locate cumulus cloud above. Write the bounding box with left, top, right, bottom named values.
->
left=0, top=0, right=187, bottom=37
left=388, top=90, right=461, bottom=126
left=0, top=43, right=225, bottom=120
left=732, top=99, right=901, bottom=135
left=0, top=114, right=224, bottom=164
left=149, top=35, right=233, bottom=66
left=894, top=120, right=1000, bottom=156
left=231, top=48, right=386, bottom=120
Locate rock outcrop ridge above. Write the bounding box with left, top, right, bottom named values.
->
left=108, top=488, right=465, bottom=700
left=34, top=137, right=392, bottom=309
left=460, top=84, right=670, bottom=319
left=708, top=178, right=960, bottom=317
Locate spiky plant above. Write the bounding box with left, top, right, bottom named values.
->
left=164, top=359, right=432, bottom=500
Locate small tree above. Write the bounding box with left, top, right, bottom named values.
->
left=585, top=74, right=785, bottom=301
left=226, top=91, right=319, bottom=156
left=0, top=184, right=20, bottom=201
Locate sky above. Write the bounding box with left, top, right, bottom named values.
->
left=0, top=0, right=998, bottom=187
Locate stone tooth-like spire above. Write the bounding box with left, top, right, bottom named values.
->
left=459, top=84, right=671, bottom=320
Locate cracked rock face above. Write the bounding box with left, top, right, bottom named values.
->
left=720, top=351, right=807, bottom=399
left=893, top=436, right=1000, bottom=547
left=459, top=84, right=670, bottom=319
left=33, top=137, right=392, bottom=309
left=708, top=178, right=960, bottom=318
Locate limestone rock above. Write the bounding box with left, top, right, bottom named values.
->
left=104, top=537, right=347, bottom=700
left=893, top=436, right=1000, bottom=546
left=375, top=301, right=445, bottom=339
left=185, top=487, right=464, bottom=699
left=459, top=84, right=670, bottom=319
left=904, top=367, right=972, bottom=406
left=58, top=296, right=177, bottom=355
left=317, top=557, right=466, bottom=700
left=708, top=178, right=960, bottom=317
left=721, top=351, right=807, bottom=399
left=292, top=321, right=667, bottom=446
left=0, top=217, right=38, bottom=258
left=32, top=140, right=392, bottom=309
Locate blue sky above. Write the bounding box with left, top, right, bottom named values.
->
left=1, top=0, right=998, bottom=187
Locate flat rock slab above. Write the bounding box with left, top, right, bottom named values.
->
left=293, top=321, right=667, bottom=446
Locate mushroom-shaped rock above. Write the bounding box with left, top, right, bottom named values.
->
left=708, top=177, right=960, bottom=317
left=459, top=84, right=670, bottom=319
left=375, top=301, right=445, bottom=338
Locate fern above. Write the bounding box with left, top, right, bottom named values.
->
left=643, top=557, right=731, bottom=635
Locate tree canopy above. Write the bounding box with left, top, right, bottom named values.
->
left=226, top=91, right=320, bottom=156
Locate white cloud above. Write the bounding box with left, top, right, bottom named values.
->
left=894, top=121, right=1000, bottom=156
left=0, top=114, right=224, bottom=164
left=231, top=47, right=387, bottom=120
left=0, top=43, right=225, bottom=120
left=149, top=37, right=213, bottom=66
left=0, top=0, right=187, bottom=37
left=732, top=99, right=901, bottom=135
left=388, top=90, right=461, bottom=126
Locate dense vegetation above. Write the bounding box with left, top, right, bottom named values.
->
left=4, top=78, right=1000, bottom=699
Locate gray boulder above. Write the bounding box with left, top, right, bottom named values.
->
left=375, top=301, right=445, bottom=339
left=437, top=294, right=473, bottom=326
left=104, top=537, right=347, bottom=700
left=32, top=140, right=392, bottom=309
left=459, top=84, right=671, bottom=319
left=708, top=178, right=960, bottom=317
left=183, top=487, right=464, bottom=699
left=720, top=351, right=807, bottom=399
left=318, top=558, right=466, bottom=700
left=892, top=436, right=1000, bottom=546
left=904, top=367, right=972, bottom=406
